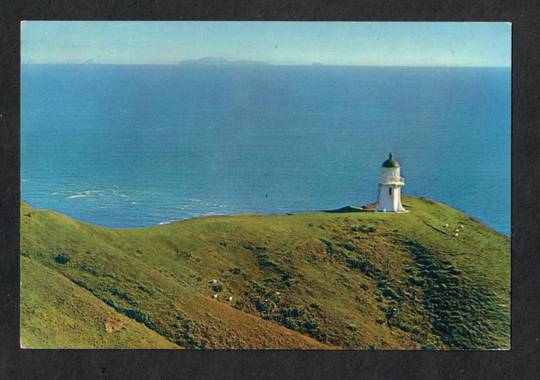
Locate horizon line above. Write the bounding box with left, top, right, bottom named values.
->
left=21, top=62, right=512, bottom=68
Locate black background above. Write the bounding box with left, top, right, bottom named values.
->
left=1, top=1, right=539, bottom=379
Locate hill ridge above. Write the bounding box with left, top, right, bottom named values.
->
left=20, top=196, right=510, bottom=349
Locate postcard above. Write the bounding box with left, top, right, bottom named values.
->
left=20, top=21, right=510, bottom=349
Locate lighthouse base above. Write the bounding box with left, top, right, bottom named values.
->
left=376, top=184, right=406, bottom=212
left=375, top=207, right=409, bottom=213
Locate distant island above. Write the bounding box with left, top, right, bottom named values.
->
left=177, top=57, right=269, bottom=66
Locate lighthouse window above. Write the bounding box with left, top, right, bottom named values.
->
left=389, top=188, right=393, bottom=195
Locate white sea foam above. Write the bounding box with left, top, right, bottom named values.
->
left=67, top=194, right=86, bottom=199
left=158, top=220, right=177, bottom=225
left=197, top=211, right=222, bottom=217
left=66, top=190, right=103, bottom=199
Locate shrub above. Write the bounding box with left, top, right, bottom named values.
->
left=111, top=287, right=133, bottom=302
left=230, top=267, right=241, bottom=274
left=386, top=287, right=403, bottom=301
left=353, top=225, right=377, bottom=233
left=233, top=299, right=245, bottom=310
left=408, top=277, right=425, bottom=286
left=54, top=254, right=70, bottom=264
left=281, top=307, right=303, bottom=318
left=212, top=283, right=224, bottom=293
left=72, top=278, right=88, bottom=289
left=282, top=317, right=298, bottom=329
left=346, top=323, right=358, bottom=331
left=322, top=240, right=334, bottom=254
left=415, top=256, right=433, bottom=266
left=310, top=329, right=328, bottom=342
left=242, top=241, right=255, bottom=251
left=255, top=299, right=268, bottom=312
left=303, top=319, right=318, bottom=330
left=382, top=287, right=397, bottom=299
left=79, top=262, right=101, bottom=276
left=385, top=307, right=396, bottom=319
left=360, top=283, right=369, bottom=291
left=257, top=254, right=278, bottom=269
left=347, top=259, right=368, bottom=271
left=398, top=322, right=412, bottom=332
left=125, top=309, right=148, bottom=323
left=337, top=242, right=356, bottom=251
left=138, top=283, right=154, bottom=294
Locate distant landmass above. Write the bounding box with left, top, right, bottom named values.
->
left=177, top=57, right=269, bottom=66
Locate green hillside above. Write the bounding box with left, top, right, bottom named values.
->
left=20, top=196, right=510, bottom=349
left=20, top=256, right=178, bottom=349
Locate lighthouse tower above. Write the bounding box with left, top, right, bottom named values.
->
left=376, top=153, right=406, bottom=212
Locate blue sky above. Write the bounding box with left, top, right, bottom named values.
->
left=21, top=21, right=511, bottom=66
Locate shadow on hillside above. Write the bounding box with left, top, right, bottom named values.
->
left=323, top=205, right=375, bottom=214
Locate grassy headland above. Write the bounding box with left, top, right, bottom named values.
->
left=20, top=196, right=510, bottom=349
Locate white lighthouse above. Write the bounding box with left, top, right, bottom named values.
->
left=376, top=153, right=406, bottom=212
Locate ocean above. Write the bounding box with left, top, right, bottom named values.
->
left=21, top=64, right=511, bottom=234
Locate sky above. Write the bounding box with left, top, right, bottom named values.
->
left=21, top=21, right=511, bottom=66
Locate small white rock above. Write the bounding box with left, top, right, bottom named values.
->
left=454, top=233, right=459, bottom=237
left=226, top=296, right=233, bottom=302
left=275, top=291, right=280, bottom=295
left=460, top=224, right=464, bottom=229
left=213, top=294, right=218, bottom=299
left=444, top=223, right=449, bottom=228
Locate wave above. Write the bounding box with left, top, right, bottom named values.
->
left=158, top=220, right=177, bottom=225
left=66, top=190, right=103, bottom=199
left=67, top=194, right=87, bottom=199
left=196, top=211, right=223, bottom=217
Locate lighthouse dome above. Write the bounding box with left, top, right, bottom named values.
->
left=382, top=153, right=400, bottom=168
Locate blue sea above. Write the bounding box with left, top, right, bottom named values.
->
left=21, top=64, right=511, bottom=234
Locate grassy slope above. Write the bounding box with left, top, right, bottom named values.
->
left=20, top=196, right=510, bottom=349
left=21, top=256, right=178, bottom=349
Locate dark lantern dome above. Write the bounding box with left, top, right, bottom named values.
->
left=382, top=153, right=400, bottom=168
